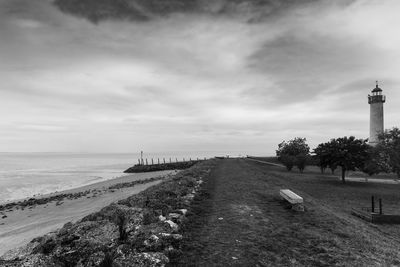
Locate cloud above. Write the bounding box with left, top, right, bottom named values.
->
left=0, top=0, right=399, bottom=154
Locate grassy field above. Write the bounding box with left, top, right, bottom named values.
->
left=173, top=158, right=400, bottom=266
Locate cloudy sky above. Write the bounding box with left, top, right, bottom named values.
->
left=0, top=0, right=399, bottom=155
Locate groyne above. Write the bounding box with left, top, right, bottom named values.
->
left=124, top=160, right=203, bottom=173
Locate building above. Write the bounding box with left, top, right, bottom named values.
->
left=368, top=81, right=386, bottom=146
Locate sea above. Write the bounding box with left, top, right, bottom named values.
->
left=0, top=151, right=241, bottom=204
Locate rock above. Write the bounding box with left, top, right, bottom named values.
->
left=114, top=252, right=169, bottom=267
left=159, top=215, right=166, bottom=222
left=176, top=209, right=187, bottom=215
left=184, top=194, right=195, bottom=200
left=32, top=234, right=57, bottom=255
left=16, top=254, right=56, bottom=266
left=168, top=213, right=181, bottom=220
left=159, top=233, right=183, bottom=241
left=0, top=241, right=39, bottom=262
left=164, top=220, right=179, bottom=232
left=51, top=221, right=119, bottom=266
left=144, top=234, right=161, bottom=250
left=76, top=251, right=105, bottom=267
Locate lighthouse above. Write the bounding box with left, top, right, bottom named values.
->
left=368, top=81, right=386, bottom=146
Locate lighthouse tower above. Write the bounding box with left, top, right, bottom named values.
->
left=368, top=81, right=386, bottom=146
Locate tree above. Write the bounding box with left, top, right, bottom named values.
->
left=313, top=143, right=330, bottom=173
left=361, top=146, right=390, bottom=176
left=314, top=136, right=369, bottom=183
left=376, top=127, right=400, bottom=178
left=313, top=142, right=338, bottom=174
left=276, top=137, right=310, bottom=172
left=280, top=154, right=296, bottom=171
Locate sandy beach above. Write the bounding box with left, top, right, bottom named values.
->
left=0, top=170, right=175, bottom=256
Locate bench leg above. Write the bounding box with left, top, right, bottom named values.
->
left=292, top=203, right=304, bottom=212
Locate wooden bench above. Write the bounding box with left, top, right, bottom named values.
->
left=280, top=189, right=304, bottom=211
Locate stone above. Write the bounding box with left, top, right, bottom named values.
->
left=164, top=220, right=179, bottom=231
left=114, top=252, right=169, bottom=267
left=177, top=209, right=188, bottom=215
left=168, top=213, right=181, bottom=220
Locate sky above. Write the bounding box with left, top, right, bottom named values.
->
left=0, top=0, right=399, bottom=155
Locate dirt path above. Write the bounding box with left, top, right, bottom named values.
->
left=173, top=159, right=400, bottom=266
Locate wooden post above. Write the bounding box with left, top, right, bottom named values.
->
left=158, top=158, right=160, bottom=165
left=176, top=158, right=178, bottom=163
left=379, top=198, right=383, bottom=215
left=163, top=158, right=165, bottom=164
left=146, top=159, right=148, bottom=165
left=190, top=158, right=191, bottom=162
left=141, top=151, right=143, bottom=165
left=151, top=158, right=154, bottom=165
left=138, top=159, right=140, bottom=165
left=141, top=159, right=144, bottom=165
left=169, top=158, right=171, bottom=163
left=371, top=196, right=375, bottom=213
left=183, top=158, right=185, bottom=162
left=197, top=157, right=199, bottom=161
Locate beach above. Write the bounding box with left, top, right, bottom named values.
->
left=0, top=170, right=175, bottom=256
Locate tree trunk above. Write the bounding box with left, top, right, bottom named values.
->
left=341, top=167, right=346, bottom=184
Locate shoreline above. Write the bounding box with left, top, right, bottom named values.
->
left=0, top=159, right=214, bottom=266
left=0, top=170, right=176, bottom=209
left=0, top=170, right=176, bottom=255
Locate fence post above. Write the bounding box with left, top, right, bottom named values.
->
left=151, top=158, right=153, bottom=165
left=146, top=159, right=148, bottom=165
left=169, top=158, right=171, bottom=163
left=379, top=198, right=383, bottom=215
left=371, top=196, right=375, bottom=213
left=138, top=159, right=140, bottom=165
left=163, top=158, right=165, bottom=164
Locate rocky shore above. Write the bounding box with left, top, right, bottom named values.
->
left=0, top=159, right=216, bottom=266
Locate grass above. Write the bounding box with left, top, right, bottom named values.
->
left=173, top=158, right=400, bottom=266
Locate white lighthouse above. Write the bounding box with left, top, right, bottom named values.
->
left=368, top=81, right=386, bottom=146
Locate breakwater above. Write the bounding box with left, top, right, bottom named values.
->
left=124, top=160, right=203, bottom=173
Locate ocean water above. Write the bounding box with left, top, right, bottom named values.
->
left=0, top=153, right=137, bottom=204
left=0, top=151, right=237, bottom=204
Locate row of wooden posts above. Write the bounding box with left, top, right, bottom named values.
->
left=137, top=157, right=206, bottom=166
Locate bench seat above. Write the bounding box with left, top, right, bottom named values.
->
left=280, top=189, right=304, bottom=211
